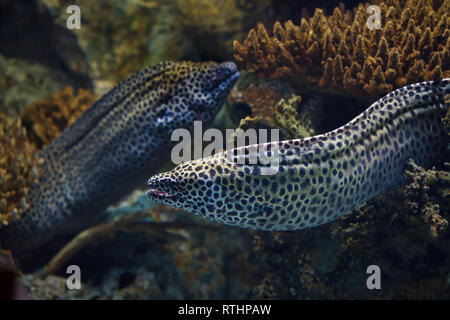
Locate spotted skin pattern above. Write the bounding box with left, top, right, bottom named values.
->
left=1, top=61, right=239, bottom=254
left=148, top=79, right=450, bottom=231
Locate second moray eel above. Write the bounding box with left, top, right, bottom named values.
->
left=148, top=79, right=449, bottom=230
left=0, top=61, right=239, bottom=255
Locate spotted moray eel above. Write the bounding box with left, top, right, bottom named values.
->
left=148, top=79, right=449, bottom=231
left=0, top=61, right=239, bottom=255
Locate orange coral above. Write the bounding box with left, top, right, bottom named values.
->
left=20, top=87, right=97, bottom=149
left=228, top=80, right=292, bottom=126
left=0, top=114, right=42, bottom=227
left=234, top=0, right=450, bottom=97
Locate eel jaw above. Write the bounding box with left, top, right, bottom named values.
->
left=147, top=175, right=179, bottom=204
left=147, top=188, right=176, bottom=199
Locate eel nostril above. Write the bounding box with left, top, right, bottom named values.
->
left=214, top=62, right=238, bottom=81
left=219, top=61, right=238, bottom=74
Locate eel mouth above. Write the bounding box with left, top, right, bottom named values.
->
left=147, top=175, right=178, bottom=202
left=147, top=188, right=176, bottom=199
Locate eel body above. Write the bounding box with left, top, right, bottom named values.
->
left=1, top=61, right=239, bottom=254
left=147, top=79, right=449, bottom=231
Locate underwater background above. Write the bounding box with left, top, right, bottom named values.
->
left=0, top=0, right=449, bottom=299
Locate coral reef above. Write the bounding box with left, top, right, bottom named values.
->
left=20, top=274, right=94, bottom=300
left=20, top=86, right=97, bottom=149
left=227, top=73, right=339, bottom=140
left=0, top=114, right=42, bottom=227
left=252, top=231, right=336, bottom=299
left=249, top=161, right=450, bottom=299
left=404, top=161, right=449, bottom=239
left=1, top=0, right=447, bottom=301
left=443, top=95, right=450, bottom=132
left=251, top=182, right=450, bottom=299
left=248, top=87, right=450, bottom=299
left=234, top=0, right=450, bottom=97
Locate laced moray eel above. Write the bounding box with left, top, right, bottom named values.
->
left=1, top=61, right=239, bottom=255
left=148, top=79, right=450, bottom=231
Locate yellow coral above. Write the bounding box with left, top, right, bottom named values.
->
left=272, top=95, right=315, bottom=139
left=234, top=0, right=450, bottom=97
left=0, top=114, right=42, bottom=227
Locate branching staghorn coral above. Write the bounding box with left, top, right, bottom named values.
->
left=234, top=0, right=450, bottom=97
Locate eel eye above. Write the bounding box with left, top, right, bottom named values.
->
left=214, top=67, right=229, bottom=81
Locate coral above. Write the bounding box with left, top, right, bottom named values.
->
left=20, top=274, right=94, bottom=300
left=272, top=94, right=315, bottom=139
left=234, top=116, right=260, bottom=131
left=227, top=72, right=296, bottom=128
left=0, top=114, right=42, bottom=228
left=443, top=95, right=450, bottom=132
left=251, top=230, right=335, bottom=299
left=0, top=86, right=95, bottom=230
left=252, top=273, right=283, bottom=299
left=251, top=182, right=450, bottom=299
left=20, top=86, right=97, bottom=149
left=250, top=159, right=450, bottom=299
left=169, top=236, right=225, bottom=298
left=234, top=0, right=450, bottom=97
left=404, top=161, right=449, bottom=239
left=246, top=58, right=450, bottom=299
